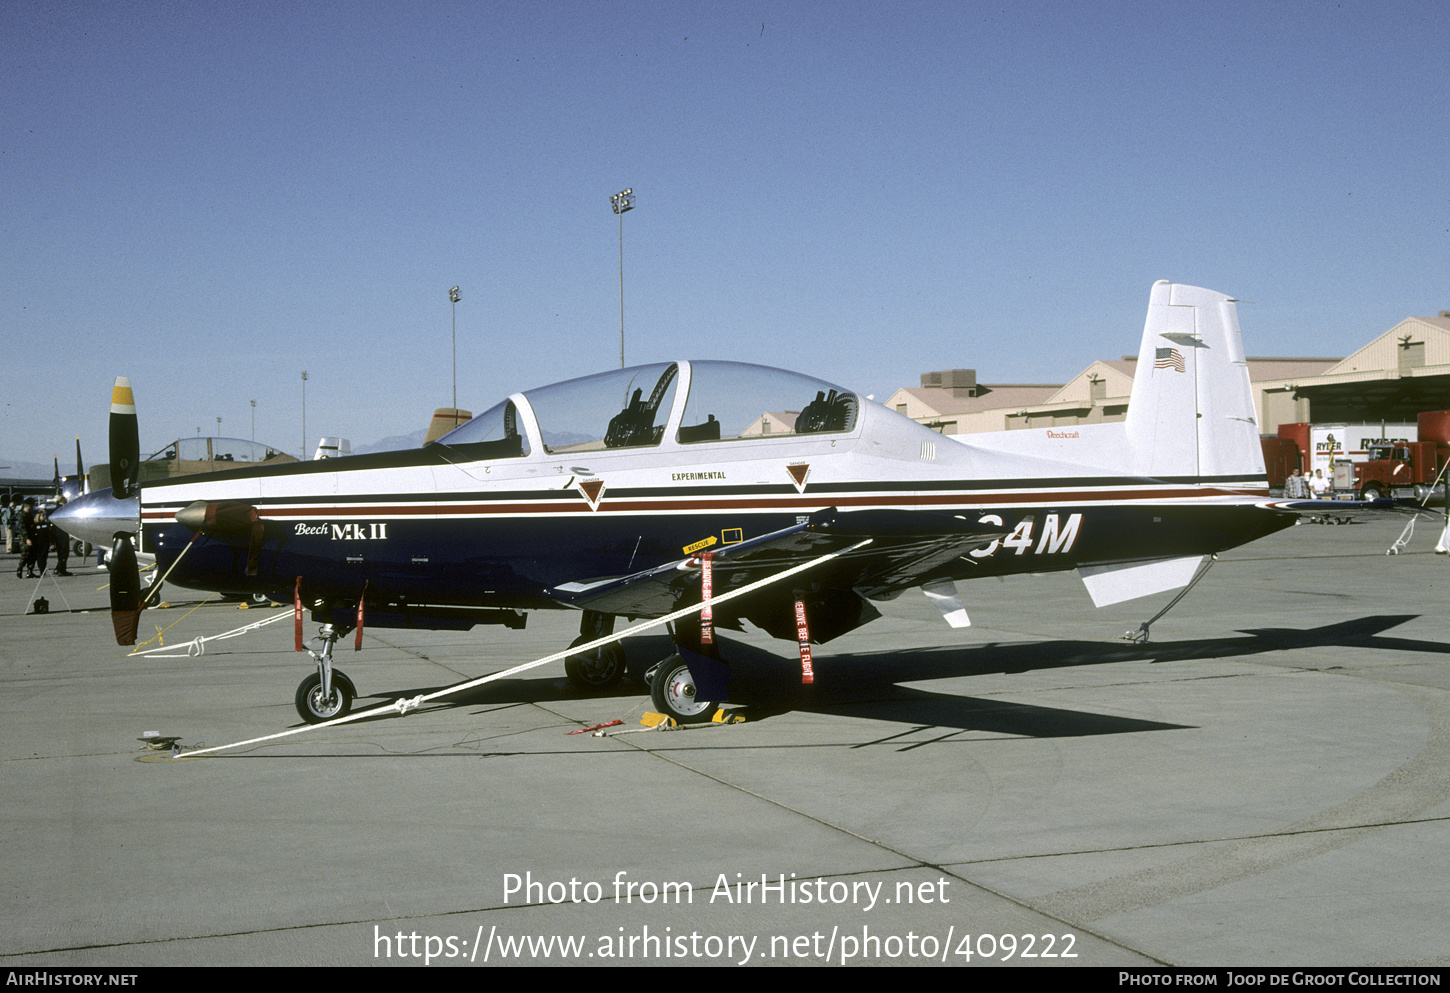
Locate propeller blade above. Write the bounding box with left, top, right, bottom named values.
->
left=110, top=536, right=143, bottom=646
left=76, top=437, right=86, bottom=495
left=109, top=377, right=139, bottom=500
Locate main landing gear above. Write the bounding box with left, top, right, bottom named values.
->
left=564, top=611, right=626, bottom=690
left=647, top=654, right=718, bottom=724
left=553, top=611, right=729, bottom=723
left=296, top=623, right=356, bottom=723
left=642, top=613, right=725, bottom=724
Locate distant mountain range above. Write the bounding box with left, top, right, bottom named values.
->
left=351, top=428, right=426, bottom=455
left=0, top=459, right=55, bottom=483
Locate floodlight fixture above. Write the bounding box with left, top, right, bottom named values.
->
left=611, top=188, right=636, bottom=367
left=449, top=286, right=461, bottom=408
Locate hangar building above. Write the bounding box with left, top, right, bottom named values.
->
left=885, top=311, right=1450, bottom=439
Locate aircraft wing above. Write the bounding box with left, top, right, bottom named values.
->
left=548, top=509, right=1010, bottom=618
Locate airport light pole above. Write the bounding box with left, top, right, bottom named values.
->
left=250, top=400, right=256, bottom=446
left=610, top=188, right=635, bottom=369
left=301, top=371, right=308, bottom=460
left=449, top=286, right=461, bottom=409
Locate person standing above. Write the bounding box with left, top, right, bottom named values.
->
left=1309, top=469, right=1331, bottom=499
left=50, top=497, right=72, bottom=575
left=1284, top=468, right=1309, bottom=498
left=1, top=500, right=14, bottom=554
left=14, top=499, right=36, bottom=578
left=23, top=506, right=52, bottom=578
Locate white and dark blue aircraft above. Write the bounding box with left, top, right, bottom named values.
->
left=54, top=282, right=1365, bottom=725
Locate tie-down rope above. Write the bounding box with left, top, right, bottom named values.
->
left=173, top=538, right=873, bottom=759
left=129, top=606, right=293, bottom=658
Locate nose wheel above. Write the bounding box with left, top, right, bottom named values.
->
left=295, top=670, right=356, bottom=723
left=649, top=655, right=717, bottom=723
left=295, top=623, right=356, bottom=723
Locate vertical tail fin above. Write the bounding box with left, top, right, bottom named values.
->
left=424, top=408, right=472, bottom=446
left=1124, top=281, right=1265, bottom=484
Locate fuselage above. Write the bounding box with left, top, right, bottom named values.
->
left=131, top=360, right=1290, bottom=613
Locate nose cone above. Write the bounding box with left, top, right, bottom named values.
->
left=49, top=487, right=140, bottom=545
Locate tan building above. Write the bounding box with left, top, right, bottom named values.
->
left=886, top=360, right=1340, bottom=436
left=886, top=311, right=1450, bottom=439
left=741, top=411, right=800, bottom=437
left=1276, top=314, right=1450, bottom=422
left=1005, top=357, right=1343, bottom=433
left=882, top=370, right=1061, bottom=435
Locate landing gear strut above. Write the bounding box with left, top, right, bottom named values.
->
left=295, top=623, right=356, bottom=723
left=564, top=611, right=626, bottom=690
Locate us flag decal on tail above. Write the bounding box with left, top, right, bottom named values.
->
left=1154, top=347, right=1185, bottom=372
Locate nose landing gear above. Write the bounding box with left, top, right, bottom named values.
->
left=295, top=623, right=356, bottom=723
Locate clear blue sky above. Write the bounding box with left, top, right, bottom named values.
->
left=3, top=0, right=1446, bottom=470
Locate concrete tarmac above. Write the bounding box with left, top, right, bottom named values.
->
left=1, top=517, right=1447, bottom=968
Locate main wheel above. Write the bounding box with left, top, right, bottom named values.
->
left=564, top=636, right=626, bottom=690
left=295, top=670, right=357, bottom=724
left=649, top=655, right=717, bottom=723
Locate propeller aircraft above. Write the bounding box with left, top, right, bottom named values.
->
left=54, top=282, right=1374, bottom=725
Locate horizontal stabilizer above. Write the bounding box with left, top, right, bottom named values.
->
left=921, top=578, right=970, bottom=628
left=1258, top=497, right=1422, bottom=521
left=1079, top=555, right=1206, bottom=607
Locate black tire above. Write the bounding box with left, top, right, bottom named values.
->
left=563, top=636, right=626, bottom=690
left=294, top=670, right=356, bottom=724
left=1360, top=484, right=1383, bottom=501
left=649, top=655, right=717, bottom=723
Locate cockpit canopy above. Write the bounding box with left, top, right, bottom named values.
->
left=436, top=360, right=858, bottom=457
left=146, top=437, right=287, bottom=463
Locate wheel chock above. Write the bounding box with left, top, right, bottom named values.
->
left=640, top=712, right=677, bottom=728
left=711, top=709, right=743, bottom=724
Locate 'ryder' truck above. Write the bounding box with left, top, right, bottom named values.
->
left=1349, top=411, right=1450, bottom=502
left=1267, top=420, right=1415, bottom=492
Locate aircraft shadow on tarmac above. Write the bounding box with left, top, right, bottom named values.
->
left=342, top=614, right=1441, bottom=742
